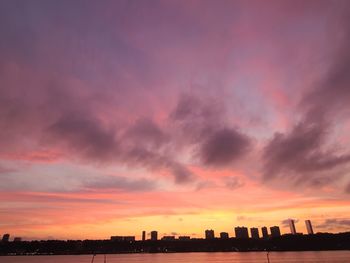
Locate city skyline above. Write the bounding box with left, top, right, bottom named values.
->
left=1, top=0, right=350, bottom=240
left=1, top=219, right=335, bottom=241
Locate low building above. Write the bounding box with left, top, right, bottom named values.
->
left=2, top=234, right=10, bottom=243
left=178, top=236, right=191, bottom=241
left=110, top=236, right=135, bottom=242
left=220, top=232, right=229, bottom=239
left=13, top=237, right=22, bottom=242
left=161, top=236, right=175, bottom=241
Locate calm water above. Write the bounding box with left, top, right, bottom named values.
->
left=1, top=251, right=350, bottom=263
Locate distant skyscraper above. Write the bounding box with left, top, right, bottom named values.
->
left=142, top=231, right=146, bottom=241
left=270, top=226, right=281, bottom=237
left=234, top=226, right=249, bottom=239
left=305, top=220, right=314, bottom=235
left=150, top=231, right=158, bottom=241
left=205, top=229, right=215, bottom=239
left=220, top=232, right=229, bottom=239
left=250, top=228, right=259, bottom=239
left=261, top=227, right=269, bottom=239
left=289, top=219, right=297, bottom=235
left=2, top=234, right=10, bottom=243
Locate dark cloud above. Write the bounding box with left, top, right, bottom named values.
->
left=263, top=121, right=350, bottom=185
left=281, top=218, right=299, bottom=228
left=345, top=182, right=350, bottom=194
left=170, top=94, right=226, bottom=143
left=83, top=175, right=157, bottom=192
left=199, top=128, right=251, bottom=166
left=124, top=118, right=168, bottom=148
left=317, top=218, right=350, bottom=231
left=262, top=6, right=350, bottom=187
left=171, top=94, right=252, bottom=167
left=47, top=113, right=119, bottom=161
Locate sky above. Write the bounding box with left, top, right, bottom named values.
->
left=0, top=0, right=350, bottom=240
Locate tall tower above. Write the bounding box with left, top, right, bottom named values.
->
left=150, top=231, right=158, bottom=241
left=270, top=226, right=281, bottom=237
left=250, top=228, right=259, bottom=239
left=289, top=219, right=297, bottom=235
left=142, top=231, right=146, bottom=241
left=205, top=229, right=215, bottom=239
left=261, top=226, right=269, bottom=239
left=305, top=220, right=314, bottom=235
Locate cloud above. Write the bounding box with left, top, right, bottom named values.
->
left=281, top=218, right=299, bottom=227
left=317, top=218, right=350, bottom=231
left=199, top=128, right=251, bottom=166
left=345, top=182, right=350, bottom=194
left=171, top=94, right=252, bottom=167
left=263, top=121, right=350, bottom=186
left=262, top=6, right=350, bottom=188
left=83, top=175, right=157, bottom=192
left=47, top=113, right=119, bottom=162
left=224, top=176, right=244, bottom=190
left=124, top=118, right=169, bottom=148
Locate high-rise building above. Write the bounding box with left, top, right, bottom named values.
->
left=305, top=220, right=314, bottom=235
left=250, top=228, right=259, bottom=239
left=270, top=226, right=281, bottom=237
left=234, top=226, right=249, bottom=239
left=289, top=219, right=297, bottom=235
left=142, top=231, right=146, bottom=241
left=220, top=232, right=229, bottom=239
left=2, top=234, right=10, bottom=243
left=151, top=231, right=158, bottom=241
left=261, top=227, right=269, bottom=239
left=205, top=229, right=215, bottom=239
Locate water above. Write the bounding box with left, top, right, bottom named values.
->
left=1, top=251, right=350, bottom=263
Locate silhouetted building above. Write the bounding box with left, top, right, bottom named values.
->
left=110, top=236, right=135, bottom=242
left=220, top=232, right=229, bottom=239
left=2, top=234, right=10, bottom=243
left=151, top=231, right=158, bottom=241
left=161, top=236, right=175, bottom=241
left=142, top=231, right=146, bottom=241
left=305, top=220, right=314, bottom=235
left=124, top=236, right=135, bottom=242
left=205, top=229, right=215, bottom=239
left=261, top=227, right=269, bottom=239
left=235, top=226, right=249, bottom=239
left=270, top=226, right=281, bottom=237
left=289, top=219, right=297, bottom=235
left=13, top=237, right=22, bottom=242
left=178, top=236, right=191, bottom=241
left=250, top=227, right=259, bottom=239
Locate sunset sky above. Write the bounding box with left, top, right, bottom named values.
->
left=1, top=0, right=350, bottom=240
